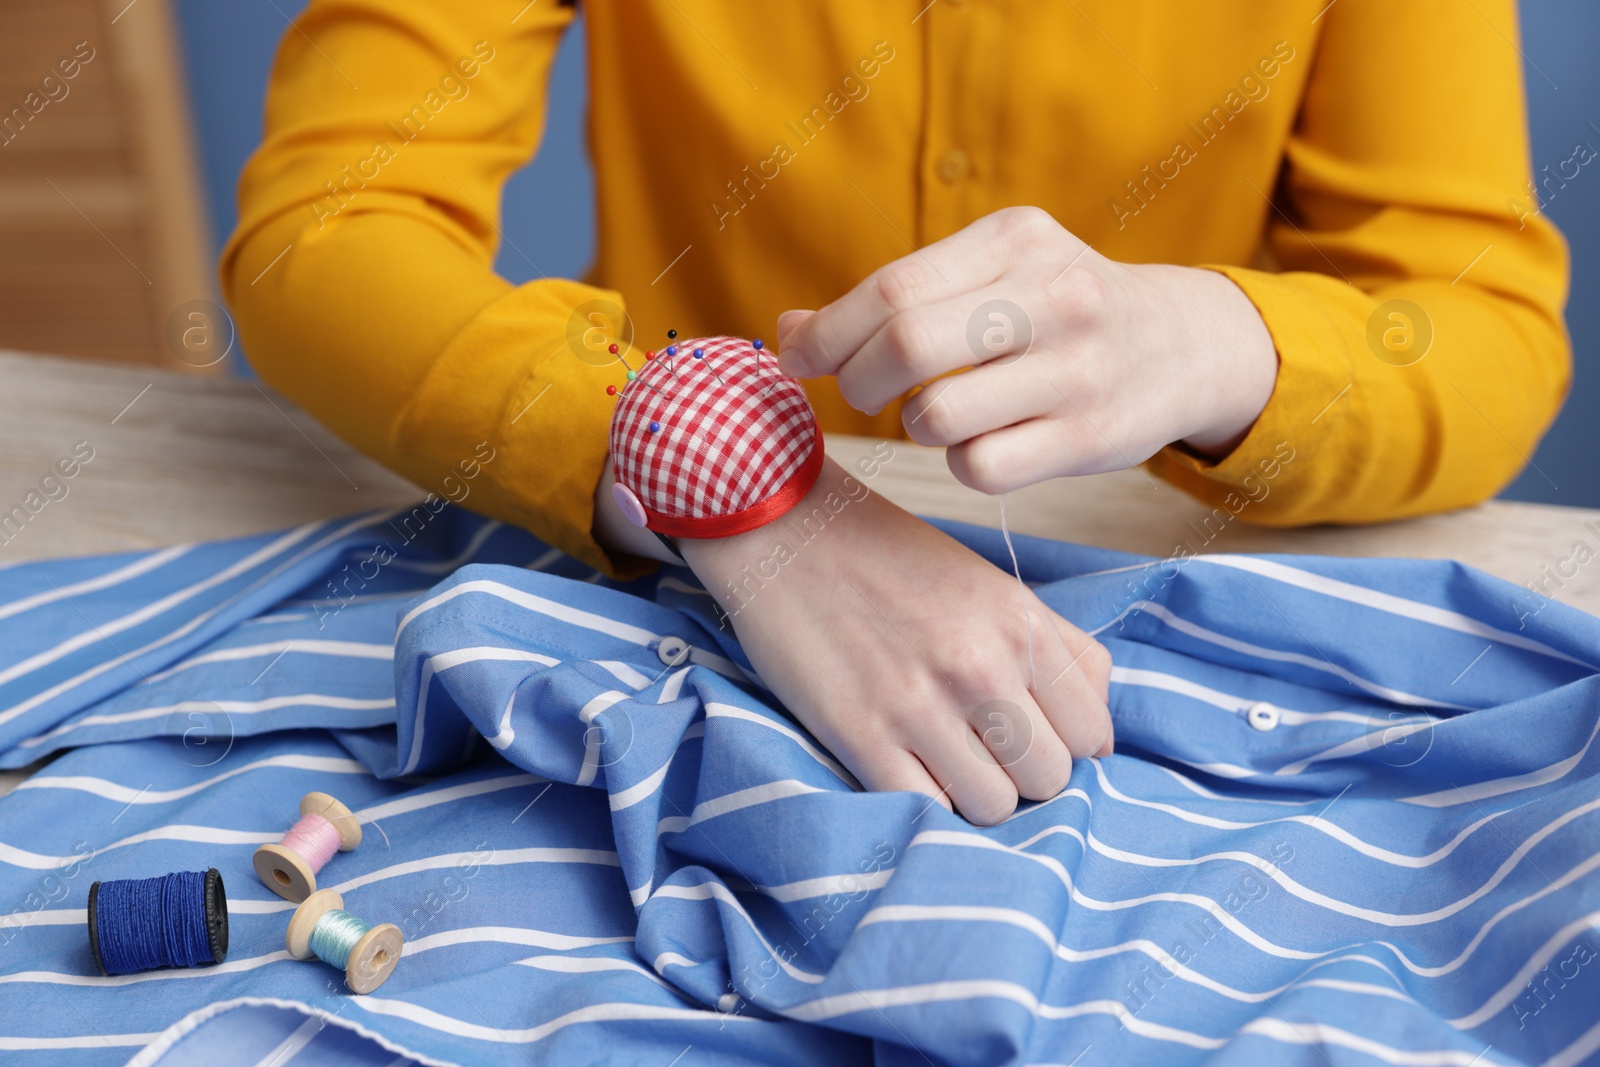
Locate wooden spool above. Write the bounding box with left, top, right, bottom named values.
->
left=252, top=791, right=363, bottom=903
left=286, top=888, right=403, bottom=995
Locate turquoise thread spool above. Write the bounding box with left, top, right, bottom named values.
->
left=286, top=888, right=402, bottom=994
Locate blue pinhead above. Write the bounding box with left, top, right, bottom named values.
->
left=649, top=421, right=661, bottom=433
left=752, top=339, right=764, bottom=350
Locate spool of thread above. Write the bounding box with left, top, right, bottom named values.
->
left=87, top=869, right=228, bottom=975
left=253, top=791, right=362, bottom=903
left=287, top=888, right=403, bottom=994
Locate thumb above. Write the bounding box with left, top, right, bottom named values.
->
left=776, top=309, right=817, bottom=376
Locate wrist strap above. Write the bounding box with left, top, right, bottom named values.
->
left=608, top=336, right=821, bottom=540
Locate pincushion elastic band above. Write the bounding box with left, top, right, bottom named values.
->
left=643, top=443, right=824, bottom=539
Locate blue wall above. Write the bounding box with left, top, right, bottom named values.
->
left=172, top=2, right=1599, bottom=508
left=173, top=0, right=595, bottom=287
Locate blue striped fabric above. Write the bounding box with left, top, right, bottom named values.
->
left=1, top=504, right=1598, bottom=1066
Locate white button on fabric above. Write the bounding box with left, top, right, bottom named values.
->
left=656, top=636, right=690, bottom=667
left=1246, top=701, right=1280, bottom=731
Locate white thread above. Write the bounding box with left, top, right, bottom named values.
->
left=999, top=493, right=1037, bottom=687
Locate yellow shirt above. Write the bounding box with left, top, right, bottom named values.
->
left=221, top=0, right=1569, bottom=576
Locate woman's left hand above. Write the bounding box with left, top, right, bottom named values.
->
left=774, top=206, right=1279, bottom=493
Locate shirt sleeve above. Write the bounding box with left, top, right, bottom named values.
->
left=219, top=0, right=647, bottom=576
left=1149, top=0, right=1571, bottom=525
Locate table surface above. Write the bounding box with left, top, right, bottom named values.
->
left=4, top=347, right=1598, bottom=787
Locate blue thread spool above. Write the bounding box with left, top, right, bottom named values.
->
left=287, top=888, right=403, bottom=994
left=87, top=869, right=228, bottom=975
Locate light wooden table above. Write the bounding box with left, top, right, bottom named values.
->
left=3, top=348, right=1598, bottom=785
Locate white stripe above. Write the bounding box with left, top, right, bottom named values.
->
left=0, top=545, right=190, bottom=622
left=753, top=866, right=892, bottom=903
left=353, top=997, right=752, bottom=1045
left=1153, top=764, right=1322, bottom=807
left=0, top=1032, right=160, bottom=1049
left=789, top=980, right=1500, bottom=1064
left=1275, top=721, right=1437, bottom=776
left=786, top=979, right=1220, bottom=1049
left=1401, top=710, right=1600, bottom=806
left=652, top=951, right=705, bottom=971
left=144, top=639, right=392, bottom=683
left=0, top=825, right=274, bottom=870
left=328, top=846, right=619, bottom=896
left=381, top=520, right=502, bottom=574
left=1448, top=908, right=1600, bottom=1027
left=0, top=523, right=323, bottom=694
left=1111, top=665, right=1411, bottom=727
left=488, top=690, right=519, bottom=751
left=1198, top=554, right=1594, bottom=669
left=394, top=578, right=742, bottom=677
left=0, top=509, right=410, bottom=729
left=16, top=754, right=366, bottom=803
left=651, top=881, right=825, bottom=983
left=1237, top=1018, right=1502, bottom=1066
left=657, top=779, right=824, bottom=835
left=515, top=953, right=681, bottom=995
left=0, top=923, right=632, bottom=991
left=1548, top=1016, right=1600, bottom=1067
left=858, top=903, right=1417, bottom=1008
left=402, top=925, right=633, bottom=955
left=1092, top=600, right=1467, bottom=710
left=947, top=794, right=1600, bottom=927
left=403, top=646, right=559, bottom=774
left=705, top=702, right=858, bottom=787
left=356, top=773, right=545, bottom=823
left=526, top=548, right=564, bottom=571
left=1088, top=763, right=1506, bottom=867
left=576, top=691, right=630, bottom=787
left=250, top=1016, right=322, bottom=1067
left=912, top=830, right=1317, bottom=961
left=595, top=660, right=654, bottom=689
left=22, top=694, right=395, bottom=750
left=610, top=721, right=704, bottom=812
left=659, top=666, right=691, bottom=703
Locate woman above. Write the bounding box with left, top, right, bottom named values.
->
left=222, top=0, right=1569, bottom=823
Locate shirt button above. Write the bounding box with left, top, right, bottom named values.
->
left=1246, top=701, right=1280, bottom=731
left=936, top=149, right=971, bottom=184
left=656, top=636, right=690, bottom=667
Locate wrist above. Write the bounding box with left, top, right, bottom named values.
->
left=678, top=455, right=862, bottom=588
left=1142, top=264, right=1278, bottom=460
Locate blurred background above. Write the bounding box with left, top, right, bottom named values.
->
left=1, top=1, right=1594, bottom=506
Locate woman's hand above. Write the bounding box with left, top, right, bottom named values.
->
left=678, top=457, right=1112, bottom=826
left=774, top=206, right=1279, bottom=492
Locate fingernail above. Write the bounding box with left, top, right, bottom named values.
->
left=776, top=308, right=809, bottom=344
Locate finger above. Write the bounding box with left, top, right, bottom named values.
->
left=902, top=358, right=1056, bottom=448
left=836, top=283, right=1039, bottom=415
left=969, top=695, right=1073, bottom=803
left=946, top=413, right=1132, bottom=495
left=849, top=743, right=952, bottom=812
left=777, top=215, right=1028, bottom=379
left=1031, top=608, right=1115, bottom=760
left=776, top=309, right=814, bottom=350
left=919, top=726, right=1019, bottom=827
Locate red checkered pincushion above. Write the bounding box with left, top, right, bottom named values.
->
left=608, top=335, right=822, bottom=538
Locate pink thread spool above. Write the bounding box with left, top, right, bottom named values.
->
left=253, top=792, right=362, bottom=903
